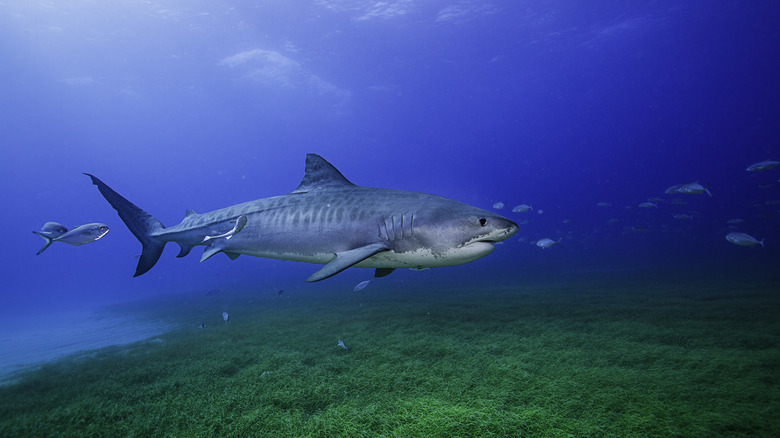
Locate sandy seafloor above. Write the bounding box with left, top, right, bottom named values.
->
left=0, top=308, right=177, bottom=384
left=1, top=268, right=778, bottom=436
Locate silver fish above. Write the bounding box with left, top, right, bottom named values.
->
left=511, top=204, right=533, bottom=213
left=665, top=182, right=712, bottom=197
left=535, top=237, right=562, bottom=249
left=746, top=160, right=779, bottom=172
left=725, top=232, right=764, bottom=247
left=222, top=312, right=229, bottom=322
left=638, top=202, right=657, bottom=208
left=337, top=339, right=348, bottom=350
left=492, top=202, right=506, bottom=210
left=353, top=280, right=371, bottom=292
left=33, top=222, right=109, bottom=255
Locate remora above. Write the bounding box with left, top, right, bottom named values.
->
left=85, top=154, right=518, bottom=282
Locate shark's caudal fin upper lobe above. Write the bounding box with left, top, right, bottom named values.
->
left=84, top=174, right=165, bottom=277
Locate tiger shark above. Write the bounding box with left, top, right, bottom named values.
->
left=85, top=154, right=518, bottom=282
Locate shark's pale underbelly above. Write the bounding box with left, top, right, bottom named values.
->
left=237, top=241, right=495, bottom=269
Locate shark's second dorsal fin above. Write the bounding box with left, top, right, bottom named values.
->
left=291, top=154, right=354, bottom=194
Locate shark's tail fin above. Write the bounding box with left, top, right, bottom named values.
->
left=32, top=231, right=55, bottom=255
left=84, top=174, right=165, bottom=277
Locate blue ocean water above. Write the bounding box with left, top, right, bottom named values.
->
left=1, top=1, right=779, bottom=371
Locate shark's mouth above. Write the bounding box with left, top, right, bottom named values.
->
left=460, top=239, right=496, bottom=255
left=464, top=240, right=496, bottom=250
left=470, top=223, right=519, bottom=246
left=448, top=241, right=496, bottom=264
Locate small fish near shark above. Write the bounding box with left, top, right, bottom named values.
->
left=664, top=182, right=712, bottom=197
left=33, top=222, right=110, bottom=255
left=85, top=154, right=518, bottom=282
left=353, top=280, right=371, bottom=292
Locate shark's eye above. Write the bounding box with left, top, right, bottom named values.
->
left=479, top=218, right=487, bottom=227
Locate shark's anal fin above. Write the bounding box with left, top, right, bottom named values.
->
left=306, top=243, right=390, bottom=282
left=374, top=268, right=395, bottom=278
left=176, top=243, right=193, bottom=258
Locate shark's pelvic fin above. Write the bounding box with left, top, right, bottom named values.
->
left=200, top=242, right=242, bottom=262
left=306, top=242, right=390, bottom=282
left=201, top=243, right=224, bottom=262
left=84, top=174, right=165, bottom=277
left=291, top=153, right=355, bottom=194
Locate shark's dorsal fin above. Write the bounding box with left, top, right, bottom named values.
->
left=291, top=154, right=354, bottom=194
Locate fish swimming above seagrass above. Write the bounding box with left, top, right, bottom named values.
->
left=33, top=222, right=109, bottom=255
left=86, top=154, right=518, bottom=282
left=746, top=160, right=779, bottom=172
left=535, top=237, right=562, bottom=249
left=725, top=232, right=764, bottom=248
left=664, top=181, right=712, bottom=197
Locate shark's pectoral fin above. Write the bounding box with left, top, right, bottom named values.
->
left=374, top=268, right=395, bottom=278
left=306, top=243, right=390, bottom=282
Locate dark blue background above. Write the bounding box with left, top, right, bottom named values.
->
left=2, top=1, right=779, bottom=315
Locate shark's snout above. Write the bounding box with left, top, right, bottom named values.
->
left=502, top=221, right=519, bottom=239
left=483, top=217, right=518, bottom=242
